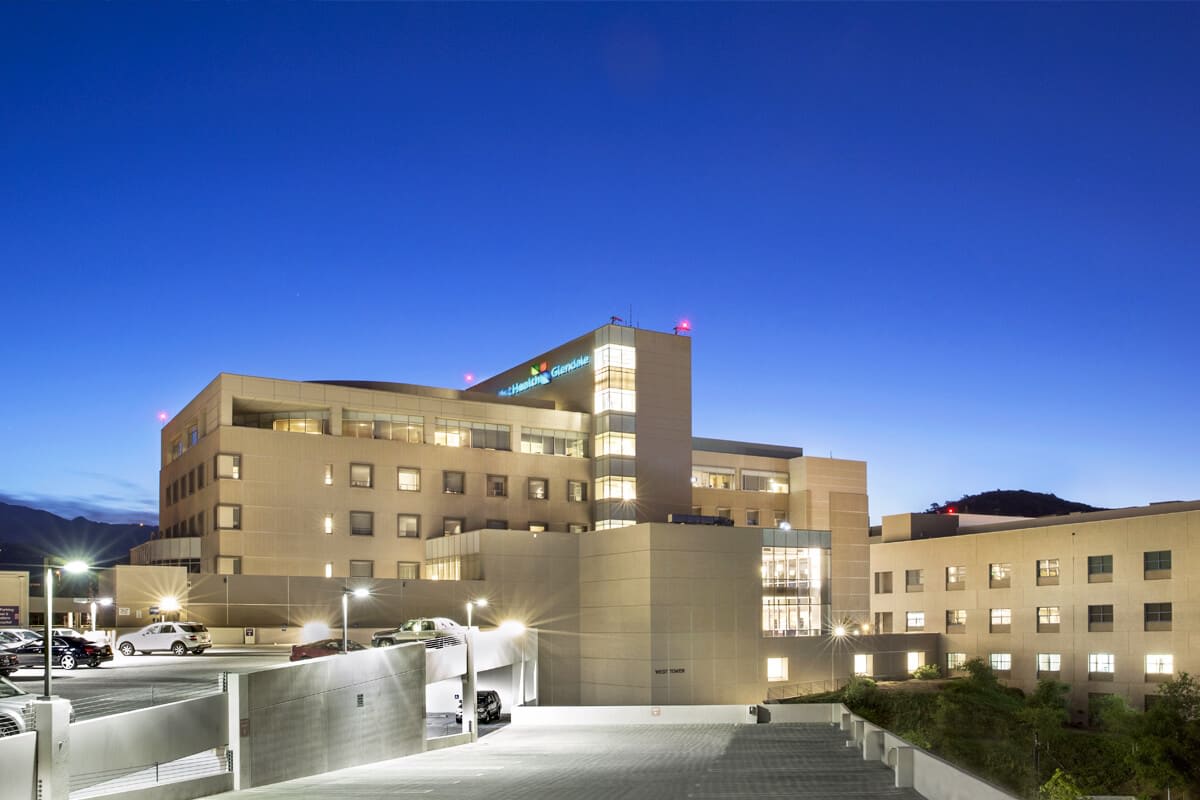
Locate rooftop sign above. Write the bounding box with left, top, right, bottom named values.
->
left=498, top=354, right=591, bottom=397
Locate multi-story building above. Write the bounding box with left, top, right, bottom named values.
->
left=869, top=501, right=1200, bottom=716
left=136, top=322, right=870, bottom=625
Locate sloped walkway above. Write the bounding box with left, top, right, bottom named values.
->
left=228, top=723, right=921, bottom=799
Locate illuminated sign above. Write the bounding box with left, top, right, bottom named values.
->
left=498, top=354, right=591, bottom=397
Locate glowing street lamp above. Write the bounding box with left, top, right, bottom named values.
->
left=43, top=559, right=89, bottom=698
left=342, top=587, right=370, bottom=654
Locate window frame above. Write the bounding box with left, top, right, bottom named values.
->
left=349, top=462, right=374, bottom=489
left=443, top=471, right=466, bottom=495
left=349, top=510, right=374, bottom=537
left=397, top=467, right=421, bottom=492
left=397, top=513, right=420, bottom=539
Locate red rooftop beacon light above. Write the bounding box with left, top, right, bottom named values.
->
left=673, top=319, right=692, bottom=335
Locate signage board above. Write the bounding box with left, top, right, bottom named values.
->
left=497, top=354, right=590, bottom=397
left=0, top=606, right=19, bottom=625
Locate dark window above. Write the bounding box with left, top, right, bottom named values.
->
left=443, top=471, right=465, bottom=494
left=485, top=519, right=507, bottom=530
left=1144, top=550, right=1172, bottom=571
left=487, top=475, right=507, bottom=497
left=1088, top=555, right=1113, bottom=575
left=1088, top=605, right=1114, bottom=624
left=349, top=511, right=374, bottom=536
left=1145, top=603, right=1173, bottom=624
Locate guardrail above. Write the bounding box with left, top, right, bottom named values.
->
left=66, top=679, right=224, bottom=722
left=764, top=677, right=845, bottom=701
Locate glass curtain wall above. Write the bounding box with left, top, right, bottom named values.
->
left=593, top=325, right=637, bottom=530
left=761, top=529, right=830, bottom=637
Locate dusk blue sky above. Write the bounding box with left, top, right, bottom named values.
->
left=1, top=4, right=1196, bottom=526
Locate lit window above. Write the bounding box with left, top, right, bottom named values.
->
left=1038, top=606, right=1061, bottom=625
left=853, top=654, right=870, bottom=676
left=529, top=522, right=547, bottom=533
left=397, top=468, right=420, bottom=492
left=691, top=466, right=734, bottom=489
left=1089, top=653, right=1115, bottom=674
left=397, top=514, right=419, bottom=538
left=324, top=562, right=332, bottom=578
left=520, top=427, right=588, bottom=457
left=216, top=453, right=241, bottom=480
left=1037, top=558, right=1060, bottom=578
left=443, top=517, right=464, bottom=536
left=349, top=463, right=373, bottom=488
left=1038, top=653, right=1061, bottom=672
left=594, top=388, right=636, bottom=413
left=1146, top=654, right=1174, bottom=675
left=596, top=432, right=637, bottom=457
left=741, top=469, right=789, bottom=493
left=990, top=608, right=1012, bottom=626
left=596, top=476, right=637, bottom=500
left=907, top=652, right=923, bottom=672
left=906, top=611, right=925, bottom=631
left=990, top=653, right=1012, bottom=671
left=989, top=562, right=1012, bottom=585
left=593, top=343, right=637, bottom=370
left=568, top=523, right=588, bottom=533
left=324, top=464, right=333, bottom=486
left=946, top=565, right=966, bottom=585
left=349, top=511, right=373, bottom=536
left=766, top=657, right=788, bottom=681
left=215, top=504, right=241, bottom=530
left=323, top=514, right=333, bottom=535
left=568, top=480, right=588, bottom=502
left=946, top=609, right=966, bottom=627
left=946, top=652, right=967, bottom=671
left=528, top=478, right=548, bottom=500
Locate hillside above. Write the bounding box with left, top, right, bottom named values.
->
left=0, top=501, right=155, bottom=572
left=926, top=490, right=1105, bottom=517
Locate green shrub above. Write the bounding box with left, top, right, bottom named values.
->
left=912, top=663, right=941, bottom=680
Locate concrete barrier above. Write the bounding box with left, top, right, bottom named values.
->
left=0, top=731, right=36, bottom=800
left=512, top=704, right=760, bottom=726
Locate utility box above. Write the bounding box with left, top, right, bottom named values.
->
left=244, top=627, right=256, bottom=644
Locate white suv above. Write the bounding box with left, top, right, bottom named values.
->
left=117, top=622, right=212, bottom=656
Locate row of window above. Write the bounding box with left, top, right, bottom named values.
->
left=897, top=603, right=1174, bottom=633
left=167, top=422, right=202, bottom=463
left=342, top=463, right=589, bottom=501
left=691, top=466, right=789, bottom=494
left=216, top=557, right=420, bottom=580
left=233, top=408, right=589, bottom=457
left=943, top=651, right=1175, bottom=679
left=324, top=511, right=589, bottom=538
left=875, top=551, right=1174, bottom=594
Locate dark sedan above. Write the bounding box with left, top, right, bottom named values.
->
left=8, top=635, right=114, bottom=670
left=0, top=650, right=16, bottom=677
left=289, top=639, right=366, bottom=661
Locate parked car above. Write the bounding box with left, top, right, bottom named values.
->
left=116, top=622, right=212, bottom=656
left=372, top=617, right=464, bottom=648
left=7, top=635, right=114, bottom=670
left=0, top=677, right=33, bottom=736
left=289, top=639, right=367, bottom=661
left=0, top=649, right=17, bottom=677
left=0, top=630, right=24, bottom=647
left=455, top=690, right=502, bottom=724
left=0, top=628, right=43, bottom=644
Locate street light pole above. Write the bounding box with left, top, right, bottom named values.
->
left=342, top=587, right=370, bottom=654
left=830, top=625, right=846, bottom=692
left=463, top=598, right=487, bottom=739
left=43, top=559, right=89, bottom=698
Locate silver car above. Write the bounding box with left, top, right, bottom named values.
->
left=0, top=677, right=33, bottom=737
left=117, top=622, right=212, bottom=656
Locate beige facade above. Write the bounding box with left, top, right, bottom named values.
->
left=869, top=501, right=1200, bottom=715
left=143, top=321, right=871, bottom=632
